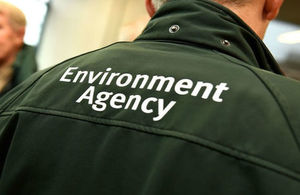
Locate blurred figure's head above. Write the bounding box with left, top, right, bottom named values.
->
left=0, top=1, right=26, bottom=66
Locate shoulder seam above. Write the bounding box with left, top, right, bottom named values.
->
left=214, top=50, right=300, bottom=151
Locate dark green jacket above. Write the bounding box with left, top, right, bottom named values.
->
left=0, top=0, right=300, bottom=194
left=0, top=44, right=38, bottom=97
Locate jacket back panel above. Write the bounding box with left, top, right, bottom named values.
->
left=0, top=41, right=300, bottom=194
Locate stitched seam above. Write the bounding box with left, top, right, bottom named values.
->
left=0, top=113, right=12, bottom=117
left=2, top=106, right=300, bottom=181
left=214, top=50, right=300, bottom=151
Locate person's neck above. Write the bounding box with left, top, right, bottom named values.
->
left=219, top=2, right=268, bottom=39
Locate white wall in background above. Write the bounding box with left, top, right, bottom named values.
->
left=37, top=0, right=149, bottom=70
left=37, top=0, right=118, bottom=69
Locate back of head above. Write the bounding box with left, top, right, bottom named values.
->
left=151, top=0, right=249, bottom=10
left=0, top=1, right=26, bottom=30
left=151, top=0, right=168, bottom=10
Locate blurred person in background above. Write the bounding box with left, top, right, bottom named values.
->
left=0, top=1, right=37, bottom=97
left=0, top=0, right=300, bottom=194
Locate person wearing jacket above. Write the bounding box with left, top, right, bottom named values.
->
left=0, top=1, right=37, bottom=97
left=0, top=0, right=299, bottom=194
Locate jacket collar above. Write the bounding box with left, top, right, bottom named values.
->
left=136, top=0, right=283, bottom=75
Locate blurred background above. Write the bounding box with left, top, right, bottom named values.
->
left=5, top=0, right=300, bottom=80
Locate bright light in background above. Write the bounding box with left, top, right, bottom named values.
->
left=278, top=30, right=300, bottom=44
left=264, top=20, right=300, bottom=62
left=5, top=0, right=50, bottom=46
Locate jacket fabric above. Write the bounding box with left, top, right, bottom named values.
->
left=0, top=0, right=300, bottom=194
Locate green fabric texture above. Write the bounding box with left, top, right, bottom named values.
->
left=13, top=44, right=38, bottom=86
left=0, top=0, right=300, bottom=194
